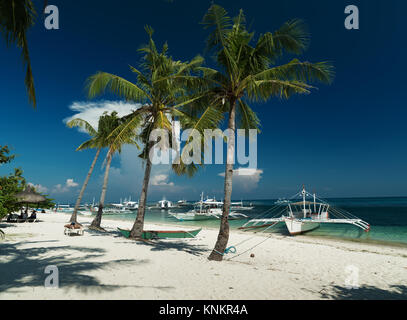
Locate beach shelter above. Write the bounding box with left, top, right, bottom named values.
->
left=15, top=186, right=46, bottom=213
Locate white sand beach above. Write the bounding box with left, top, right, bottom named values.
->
left=0, top=212, right=406, bottom=300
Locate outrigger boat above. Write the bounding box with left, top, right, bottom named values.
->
left=168, top=193, right=249, bottom=221
left=231, top=201, right=254, bottom=211
left=117, top=227, right=202, bottom=240
left=240, top=186, right=370, bottom=236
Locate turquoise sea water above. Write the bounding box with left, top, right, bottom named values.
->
left=82, top=197, right=407, bottom=246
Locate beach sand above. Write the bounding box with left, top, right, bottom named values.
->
left=0, top=212, right=406, bottom=300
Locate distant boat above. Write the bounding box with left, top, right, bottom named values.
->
left=241, top=186, right=370, bottom=235
left=124, top=200, right=139, bottom=211
left=169, top=193, right=248, bottom=221
left=123, top=196, right=139, bottom=210
left=157, top=198, right=174, bottom=210
left=54, top=204, right=73, bottom=213
left=177, top=199, right=189, bottom=206
left=274, top=198, right=291, bottom=205
left=117, top=227, right=202, bottom=240
left=231, top=201, right=254, bottom=211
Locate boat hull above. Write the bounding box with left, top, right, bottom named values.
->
left=284, top=218, right=320, bottom=235
left=117, top=227, right=202, bottom=239
left=170, top=213, right=216, bottom=221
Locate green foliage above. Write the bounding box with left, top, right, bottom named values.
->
left=199, top=4, right=334, bottom=127
left=0, top=146, right=53, bottom=219
left=0, top=0, right=37, bottom=107
left=67, top=111, right=139, bottom=158
left=0, top=146, right=25, bottom=219
left=86, top=28, right=213, bottom=176
left=0, top=145, right=15, bottom=164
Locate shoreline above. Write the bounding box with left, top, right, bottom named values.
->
left=1, top=212, right=406, bottom=300
left=74, top=211, right=407, bottom=250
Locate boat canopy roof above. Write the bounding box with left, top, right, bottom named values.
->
left=290, top=201, right=326, bottom=206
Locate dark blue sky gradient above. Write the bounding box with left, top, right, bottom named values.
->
left=1, top=0, right=406, bottom=201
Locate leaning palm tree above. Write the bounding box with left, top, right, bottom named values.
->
left=0, top=0, right=37, bottom=106
left=86, top=27, right=216, bottom=238
left=88, top=111, right=138, bottom=231
left=66, top=118, right=102, bottom=223
left=198, top=5, right=334, bottom=261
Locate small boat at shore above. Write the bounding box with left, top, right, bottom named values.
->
left=117, top=227, right=202, bottom=240
left=240, top=186, right=370, bottom=236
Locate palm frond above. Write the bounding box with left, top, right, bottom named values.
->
left=251, top=79, right=314, bottom=100
left=254, top=59, right=335, bottom=84
left=0, top=0, right=37, bottom=107
left=269, top=19, right=309, bottom=57
left=201, top=4, right=232, bottom=52
left=237, top=99, right=260, bottom=132
left=86, top=72, right=151, bottom=102
left=67, top=118, right=97, bottom=136
left=106, top=112, right=144, bottom=152
left=76, top=138, right=96, bottom=151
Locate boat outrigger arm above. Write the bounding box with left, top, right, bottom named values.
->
left=240, top=217, right=370, bottom=232
left=239, top=187, right=370, bottom=235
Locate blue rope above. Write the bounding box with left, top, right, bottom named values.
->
left=214, top=246, right=237, bottom=256
left=225, top=246, right=237, bottom=254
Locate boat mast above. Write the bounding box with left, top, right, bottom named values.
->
left=302, top=185, right=306, bottom=218
left=200, top=192, right=203, bottom=213
left=313, top=192, right=316, bottom=213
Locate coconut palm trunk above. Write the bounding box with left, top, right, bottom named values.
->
left=130, top=156, right=153, bottom=239
left=208, top=100, right=236, bottom=261
left=90, top=149, right=113, bottom=230
left=69, top=148, right=101, bottom=223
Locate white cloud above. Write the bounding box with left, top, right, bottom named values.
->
left=66, top=179, right=79, bottom=188
left=218, top=167, right=263, bottom=191
left=151, top=174, right=174, bottom=186
left=64, top=100, right=141, bottom=132
left=28, top=183, right=48, bottom=194
left=52, top=178, right=80, bottom=194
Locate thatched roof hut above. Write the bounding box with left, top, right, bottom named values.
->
left=15, top=186, right=46, bottom=204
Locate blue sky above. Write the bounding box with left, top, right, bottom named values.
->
left=1, top=0, right=407, bottom=203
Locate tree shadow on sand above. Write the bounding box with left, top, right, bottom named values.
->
left=85, top=228, right=123, bottom=238
left=0, top=240, right=174, bottom=294
left=85, top=227, right=209, bottom=257
left=320, top=284, right=407, bottom=300
left=120, top=239, right=208, bottom=257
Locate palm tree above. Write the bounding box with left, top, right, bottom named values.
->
left=199, top=5, right=334, bottom=261
left=66, top=118, right=101, bottom=223
left=87, top=111, right=138, bottom=231
left=86, top=27, right=213, bottom=238
left=0, top=0, right=37, bottom=106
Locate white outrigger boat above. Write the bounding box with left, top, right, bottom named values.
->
left=123, top=197, right=139, bottom=211
left=231, top=201, right=254, bottom=211
left=169, top=193, right=249, bottom=221
left=157, top=198, right=174, bottom=210
left=240, top=187, right=370, bottom=236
